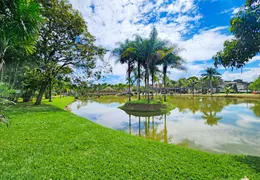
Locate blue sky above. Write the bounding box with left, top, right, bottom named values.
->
left=70, top=0, right=260, bottom=83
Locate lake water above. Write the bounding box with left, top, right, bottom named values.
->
left=69, top=96, right=260, bottom=156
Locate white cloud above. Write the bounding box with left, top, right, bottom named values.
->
left=232, top=7, right=240, bottom=14
left=222, top=68, right=260, bottom=82
left=69, top=0, right=245, bottom=84
left=250, top=55, right=260, bottom=63
left=179, top=27, right=233, bottom=63
left=220, top=7, right=240, bottom=15
left=69, top=0, right=202, bottom=49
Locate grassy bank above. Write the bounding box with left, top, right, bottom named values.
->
left=120, top=99, right=175, bottom=114
left=0, top=97, right=260, bottom=179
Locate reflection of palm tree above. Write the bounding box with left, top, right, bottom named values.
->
left=134, top=115, right=172, bottom=143
left=201, top=111, right=222, bottom=126
left=129, top=115, right=132, bottom=134
left=251, top=102, right=260, bottom=117
left=164, top=114, right=168, bottom=143
left=138, top=116, right=141, bottom=136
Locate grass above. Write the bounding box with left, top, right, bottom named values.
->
left=127, top=99, right=165, bottom=104
left=119, top=99, right=175, bottom=113
left=0, top=97, right=260, bottom=179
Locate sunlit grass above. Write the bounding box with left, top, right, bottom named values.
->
left=0, top=97, right=259, bottom=179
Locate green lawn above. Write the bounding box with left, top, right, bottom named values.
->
left=0, top=97, right=260, bottom=179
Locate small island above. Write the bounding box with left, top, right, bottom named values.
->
left=119, top=100, right=175, bottom=115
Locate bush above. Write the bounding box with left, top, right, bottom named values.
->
left=0, top=83, right=16, bottom=127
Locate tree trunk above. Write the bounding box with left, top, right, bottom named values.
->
left=128, top=60, right=131, bottom=102
left=128, top=115, right=131, bottom=134
left=23, top=91, right=32, bottom=102
left=1, top=64, right=4, bottom=83
left=151, top=73, right=154, bottom=100
left=164, top=114, right=168, bottom=143
left=138, top=116, right=141, bottom=136
left=138, top=62, right=141, bottom=100
left=35, top=82, right=48, bottom=105
left=49, top=80, right=52, bottom=102
left=210, top=80, right=213, bottom=96
left=146, top=67, right=150, bottom=103
left=163, top=67, right=167, bottom=102
left=11, top=63, right=19, bottom=89
left=144, top=76, right=147, bottom=99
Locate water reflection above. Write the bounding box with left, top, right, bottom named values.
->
left=127, top=113, right=173, bottom=144
left=69, top=97, right=260, bottom=156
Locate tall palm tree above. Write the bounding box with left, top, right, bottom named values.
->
left=159, top=50, right=185, bottom=102
left=224, top=86, right=233, bottom=96
left=113, top=39, right=135, bottom=101
left=134, top=27, right=168, bottom=103
left=188, top=76, right=199, bottom=97
left=201, top=67, right=221, bottom=96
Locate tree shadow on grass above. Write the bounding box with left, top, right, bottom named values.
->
left=234, top=155, right=260, bottom=174
left=7, top=103, right=65, bottom=114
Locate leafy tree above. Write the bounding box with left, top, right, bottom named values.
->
left=188, top=76, right=199, bottom=97
left=213, top=0, right=259, bottom=69
left=177, top=78, right=189, bottom=95
left=0, top=83, right=15, bottom=127
left=249, top=76, right=260, bottom=92
left=0, top=0, right=41, bottom=72
left=224, top=86, right=233, bottom=96
left=33, top=0, right=105, bottom=105
left=201, top=67, right=221, bottom=95
left=159, top=48, right=185, bottom=101
left=113, top=39, right=135, bottom=102
left=133, top=27, right=168, bottom=103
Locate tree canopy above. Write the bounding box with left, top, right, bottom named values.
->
left=213, top=0, right=259, bottom=69
left=249, top=76, right=260, bottom=91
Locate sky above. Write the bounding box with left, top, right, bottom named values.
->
left=69, top=0, right=260, bottom=84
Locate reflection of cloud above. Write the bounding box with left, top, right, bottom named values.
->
left=70, top=100, right=260, bottom=156
left=236, top=114, right=260, bottom=128
left=164, top=110, right=260, bottom=155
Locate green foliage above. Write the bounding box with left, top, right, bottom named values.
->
left=33, top=0, right=107, bottom=105
left=249, top=76, right=260, bottom=91
left=213, top=0, right=259, bottom=69
left=0, top=83, right=16, bottom=127
left=188, top=76, right=199, bottom=95
left=113, top=27, right=185, bottom=102
left=0, top=97, right=260, bottom=179
left=224, top=86, right=233, bottom=96
left=0, top=0, right=41, bottom=68
left=202, top=67, right=221, bottom=95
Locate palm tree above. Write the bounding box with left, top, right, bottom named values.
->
left=134, top=27, right=169, bottom=103
left=0, top=0, right=41, bottom=72
left=113, top=39, right=135, bottom=101
left=224, top=86, right=233, bottom=96
left=150, top=63, right=161, bottom=100
left=201, top=67, right=221, bottom=96
left=159, top=50, right=185, bottom=101
left=188, top=76, right=199, bottom=97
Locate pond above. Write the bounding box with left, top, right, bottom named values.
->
left=69, top=96, right=260, bottom=156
